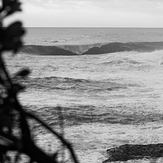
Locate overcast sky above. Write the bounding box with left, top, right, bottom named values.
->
left=9, top=0, right=163, bottom=27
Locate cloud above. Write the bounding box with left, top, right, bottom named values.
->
left=23, top=0, right=163, bottom=14
left=21, top=0, right=163, bottom=27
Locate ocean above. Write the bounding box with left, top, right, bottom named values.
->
left=5, top=28, right=163, bottom=163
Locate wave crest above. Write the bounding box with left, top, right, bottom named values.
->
left=20, top=42, right=163, bottom=55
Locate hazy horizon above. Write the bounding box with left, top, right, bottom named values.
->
left=5, top=0, right=163, bottom=28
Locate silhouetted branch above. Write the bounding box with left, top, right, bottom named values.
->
left=0, top=1, right=79, bottom=163
left=27, top=112, right=79, bottom=163
left=58, top=106, right=65, bottom=163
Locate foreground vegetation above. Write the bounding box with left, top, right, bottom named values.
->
left=0, top=1, right=79, bottom=163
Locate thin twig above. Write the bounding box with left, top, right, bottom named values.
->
left=26, top=112, right=79, bottom=163
left=57, top=106, right=65, bottom=163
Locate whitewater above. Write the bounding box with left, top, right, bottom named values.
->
left=5, top=28, right=163, bottom=163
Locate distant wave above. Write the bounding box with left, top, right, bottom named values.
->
left=83, top=42, right=163, bottom=54
left=20, top=42, right=163, bottom=55
left=20, top=45, right=76, bottom=55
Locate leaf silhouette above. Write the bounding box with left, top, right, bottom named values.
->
left=2, top=0, right=21, bottom=16
left=15, top=69, right=31, bottom=78
left=5, top=21, right=25, bottom=38
left=2, top=21, right=25, bottom=52
left=12, top=83, right=26, bottom=93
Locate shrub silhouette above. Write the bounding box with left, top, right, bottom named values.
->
left=0, top=1, right=79, bottom=163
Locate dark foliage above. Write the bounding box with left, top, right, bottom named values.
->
left=0, top=1, right=79, bottom=163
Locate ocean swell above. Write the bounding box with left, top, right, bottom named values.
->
left=83, top=42, right=163, bottom=54
left=26, top=104, right=163, bottom=128
left=20, top=42, right=163, bottom=55
left=19, top=76, right=128, bottom=92
left=20, top=45, right=76, bottom=55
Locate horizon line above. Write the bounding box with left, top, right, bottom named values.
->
left=24, top=26, right=163, bottom=29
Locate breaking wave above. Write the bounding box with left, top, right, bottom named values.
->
left=20, top=41, right=163, bottom=55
